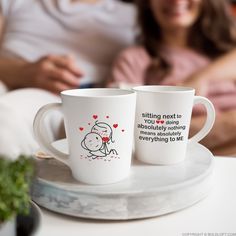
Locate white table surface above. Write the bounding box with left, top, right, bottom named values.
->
left=36, top=156, right=236, bottom=236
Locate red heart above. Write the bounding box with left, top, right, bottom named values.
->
left=93, top=115, right=98, bottom=119
left=122, top=129, right=125, bottom=132
left=113, top=124, right=118, bottom=128
left=106, top=116, right=109, bottom=119
left=161, top=120, right=164, bottom=124
left=156, top=120, right=160, bottom=124
left=102, top=137, right=110, bottom=142
left=79, top=127, right=84, bottom=131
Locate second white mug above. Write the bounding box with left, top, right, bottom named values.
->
left=133, top=86, right=215, bottom=165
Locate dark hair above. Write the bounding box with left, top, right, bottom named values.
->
left=136, top=0, right=236, bottom=82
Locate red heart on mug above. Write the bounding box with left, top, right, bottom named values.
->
left=102, top=137, right=110, bottom=142
left=79, top=127, right=84, bottom=131
left=161, top=120, right=164, bottom=124
left=156, top=120, right=160, bottom=124
left=113, top=124, right=118, bottom=128
left=93, top=115, right=98, bottom=119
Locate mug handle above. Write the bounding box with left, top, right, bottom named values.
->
left=33, top=103, right=69, bottom=166
left=189, top=96, right=215, bottom=143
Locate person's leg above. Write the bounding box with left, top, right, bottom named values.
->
left=0, top=88, right=61, bottom=159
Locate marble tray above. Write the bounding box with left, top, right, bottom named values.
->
left=31, top=139, right=214, bottom=220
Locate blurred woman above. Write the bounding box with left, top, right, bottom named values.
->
left=111, top=0, right=236, bottom=156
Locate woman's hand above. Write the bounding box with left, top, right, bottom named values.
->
left=22, top=55, right=83, bottom=94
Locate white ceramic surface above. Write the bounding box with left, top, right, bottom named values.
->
left=0, top=217, right=16, bottom=236
left=29, top=201, right=42, bottom=236
left=31, top=139, right=214, bottom=220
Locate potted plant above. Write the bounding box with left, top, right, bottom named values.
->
left=0, top=155, right=33, bottom=236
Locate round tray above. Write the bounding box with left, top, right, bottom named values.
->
left=31, top=139, right=214, bottom=220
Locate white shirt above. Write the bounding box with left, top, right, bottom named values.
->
left=0, top=0, right=136, bottom=85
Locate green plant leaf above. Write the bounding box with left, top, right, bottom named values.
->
left=0, top=155, right=34, bottom=223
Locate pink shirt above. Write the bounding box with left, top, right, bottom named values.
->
left=111, top=46, right=236, bottom=113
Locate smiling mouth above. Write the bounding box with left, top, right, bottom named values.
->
left=164, top=3, right=190, bottom=16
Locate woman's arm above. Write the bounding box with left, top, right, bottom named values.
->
left=181, top=49, right=236, bottom=95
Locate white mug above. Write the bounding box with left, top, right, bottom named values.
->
left=133, top=86, right=215, bottom=165
left=33, top=88, right=136, bottom=184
